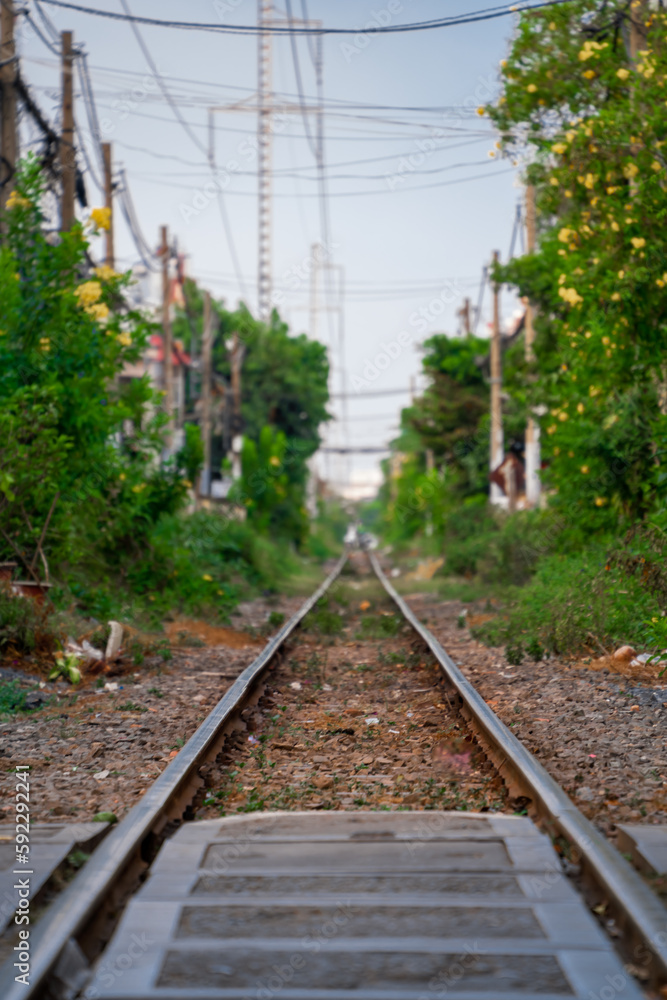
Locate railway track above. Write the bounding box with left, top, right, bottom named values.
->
left=0, top=549, right=665, bottom=1000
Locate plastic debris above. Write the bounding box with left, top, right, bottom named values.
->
left=92, top=770, right=109, bottom=781
left=103, top=681, right=118, bottom=692
left=289, top=681, right=302, bottom=691
left=105, top=621, right=123, bottom=661
left=365, top=716, right=379, bottom=725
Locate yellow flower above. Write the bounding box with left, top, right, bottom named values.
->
left=6, top=190, right=31, bottom=210
left=476, top=106, right=485, bottom=116
left=631, top=236, right=646, bottom=249
left=594, top=497, right=607, bottom=506
left=558, top=411, right=568, bottom=421
left=94, top=264, right=120, bottom=281
left=549, top=176, right=559, bottom=186
left=119, top=473, right=126, bottom=481
left=577, top=402, right=585, bottom=414
left=611, top=292, right=621, bottom=301
left=90, top=207, right=111, bottom=231
left=651, top=161, right=662, bottom=172
left=583, top=69, right=596, bottom=80
left=618, top=270, right=625, bottom=279
left=581, top=465, right=590, bottom=474
left=553, top=447, right=561, bottom=456
left=132, top=483, right=146, bottom=493
left=559, top=286, right=583, bottom=306
left=584, top=173, right=595, bottom=189
left=548, top=21, right=556, bottom=29
left=589, top=385, right=600, bottom=396
left=611, top=220, right=620, bottom=231
left=547, top=425, right=557, bottom=435
left=552, top=142, right=567, bottom=155
left=564, top=189, right=572, bottom=198
left=269, top=456, right=281, bottom=468
left=202, top=574, right=213, bottom=582
left=602, top=336, right=610, bottom=345
left=117, top=331, right=132, bottom=347
left=623, top=162, right=639, bottom=180
left=87, top=302, right=109, bottom=322
left=527, top=83, right=537, bottom=93
left=558, top=227, right=573, bottom=243
left=617, top=68, right=630, bottom=81
left=183, top=479, right=192, bottom=488
left=585, top=331, right=592, bottom=338
left=39, top=337, right=51, bottom=352
left=75, top=281, right=103, bottom=307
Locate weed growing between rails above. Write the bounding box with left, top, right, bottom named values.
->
left=197, top=583, right=510, bottom=817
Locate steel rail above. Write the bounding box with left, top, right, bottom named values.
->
left=369, top=550, right=667, bottom=986
left=0, top=551, right=348, bottom=1000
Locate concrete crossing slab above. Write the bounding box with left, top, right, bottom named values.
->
left=86, top=812, right=644, bottom=1000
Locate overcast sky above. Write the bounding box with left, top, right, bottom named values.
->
left=17, top=0, right=525, bottom=494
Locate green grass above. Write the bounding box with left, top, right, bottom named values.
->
left=355, top=613, right=403, bottom=639
left=472, top=546, right=659, bottom=656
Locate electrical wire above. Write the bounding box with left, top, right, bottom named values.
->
left=22, top=9, right=62, bottom=57
left=116, top=166, right=159, bottom=271
left=284, top=0, right=318, bottom=160
left=38, top=0, right=574, bottom=36
left=118, top=0, right=247, bottom=300
left=131, top=164, right=515, bottom=198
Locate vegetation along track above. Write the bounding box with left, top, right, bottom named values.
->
left=2, top=549, right=667, bottom=999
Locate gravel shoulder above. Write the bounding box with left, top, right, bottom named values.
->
left=0, top=596, right=304, bottom=825
left=400, top=590, right=667, bottom=840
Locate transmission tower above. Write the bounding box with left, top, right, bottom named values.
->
left=257, top=0, right=273, bottom=322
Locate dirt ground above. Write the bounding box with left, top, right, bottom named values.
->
left=196, top=587, right=509, bottom=818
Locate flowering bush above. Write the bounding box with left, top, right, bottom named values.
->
left=488, top=0, right=667, bottom=529
left=0, top=158, right=184, bottom=577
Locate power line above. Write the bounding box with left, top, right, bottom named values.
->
left=330, top=387, right=413, bottom=400
left=130, top=164, right=515, bottom=198
left=118, top=0, right=247, bottom=300
left=37, top=0, right=573, bottom=36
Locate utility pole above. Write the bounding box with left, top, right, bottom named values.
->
left=0, top=0, right=17, bottom=224
left=309, top=241, right=321, bottom=340
left=489, top=250, right=504, bottom=506
left=257, top=0, right=273, bottom=322
left=60, top=31, right=76, bottom=231
left=524, top=184, right=541, bottom=508
left=102, top=142, right=115, bottom=269
left=161, top=225, right=174, bottom=451
left=209, top=4, right=322, bottom=322
left=628, top=0, right=646, bottom=60
left=231, top=330, right=243, bottom=480
left=461, top=297, right=472, bottom=335
left=200, top=291, right=213, bottom=498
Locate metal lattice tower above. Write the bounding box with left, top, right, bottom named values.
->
left=257, top=0, right=273, bottom=322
